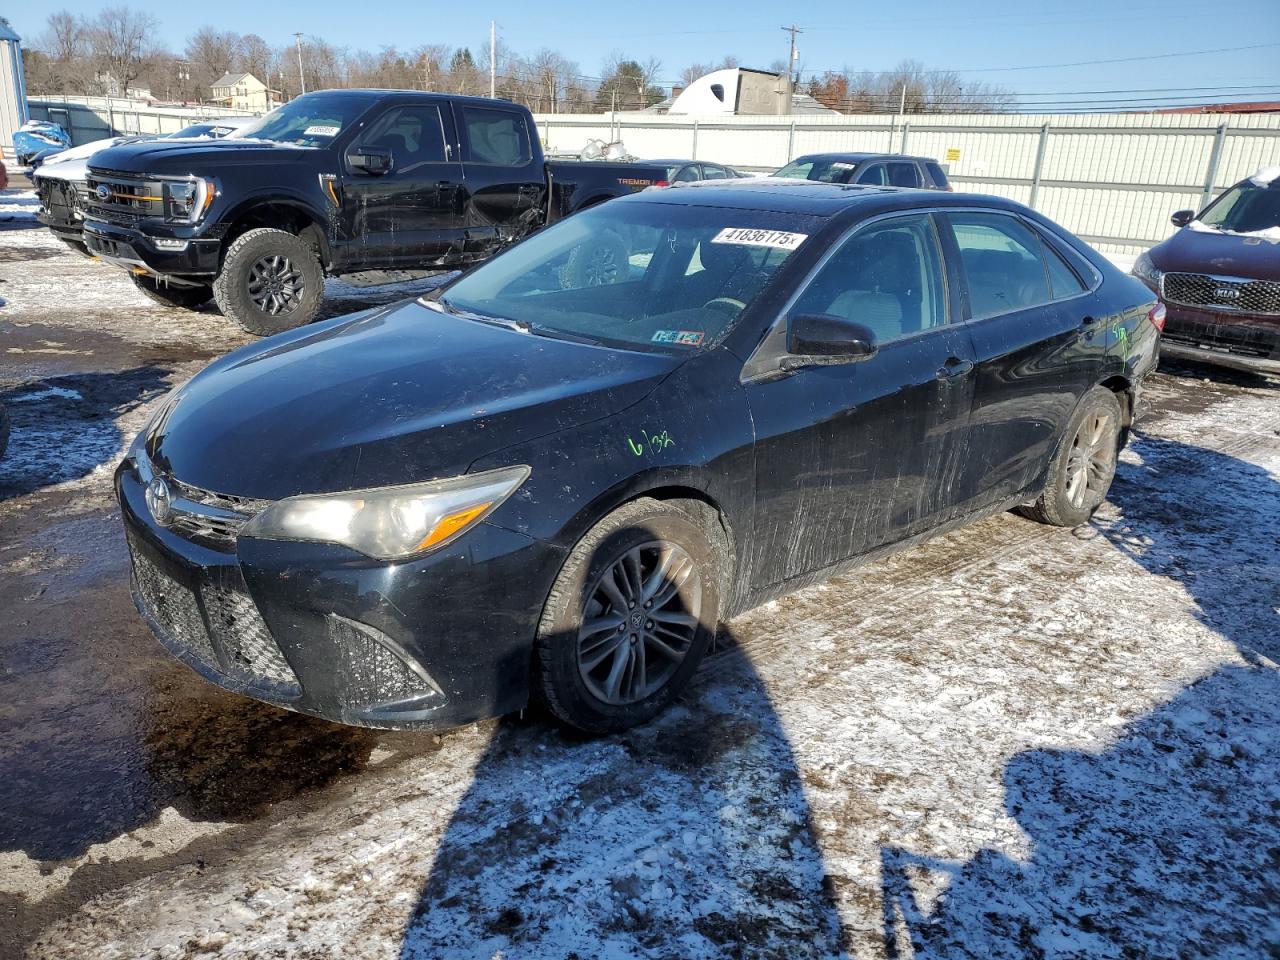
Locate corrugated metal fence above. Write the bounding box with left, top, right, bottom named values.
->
left=26, top=96, right=252, bottom=148
left=534, top=111, right=1280, bottom=254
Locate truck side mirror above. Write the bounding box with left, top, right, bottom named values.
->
left=785, top=313, right=878, bottom=363
left=350, top=147, right=392, bottom=175
left=1171, top=209, right=1195, bottom=228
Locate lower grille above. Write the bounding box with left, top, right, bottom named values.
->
left=1164, top=272, right=1280, bottom=316
left=1163, top=314, right=1279, bottom=359
left=130, top=538, right=300, bottom=696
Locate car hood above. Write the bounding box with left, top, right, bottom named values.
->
left=146, top=300, right=680, bottom=500
left=88, top=138, right=314, bottom=175
left=1149, top=225, right=1280, bottom=282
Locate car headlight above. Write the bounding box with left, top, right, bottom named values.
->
left=163, top=178, right=215, bottom=222
left=241, top=465, right=531, bottom=560
left=1131, top=251, right=1162, bottom=287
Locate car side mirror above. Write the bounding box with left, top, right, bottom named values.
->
left=1171, top=209, right=1195, bottom=228
left=350, top=147, right=392, bottom=175
left=785, top=313, right=878, bottom=363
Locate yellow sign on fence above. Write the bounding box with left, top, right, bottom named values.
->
left=945, top=148, right=961, bottom=162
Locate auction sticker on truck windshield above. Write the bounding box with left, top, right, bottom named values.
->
left=711, top=228, right=808, bottom=250
left=304, top=125, right=342, bottom=137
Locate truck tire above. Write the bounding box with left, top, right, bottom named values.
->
left=213, top=228, right=324, bottom=336
left=563, top=228, right=628, bottom=289
left=131, top=274, right=213, bottom=310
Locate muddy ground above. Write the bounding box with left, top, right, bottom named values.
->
left=1, top=188, right=1278, bottom=960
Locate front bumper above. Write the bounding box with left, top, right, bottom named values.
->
left=116, top=456, right=566, bottom=730
left=36, top=210, right=84, bottom=244
left=84, top=219, right=222, bottom=280
left=1159, top=301, right=1280, bottom=376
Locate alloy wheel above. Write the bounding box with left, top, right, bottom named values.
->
left=1065, top=411, right=1116, bottom=509
left=247, top=254, right=304, bottom=316
left=577, top=541, right=702, bottom=706
left=583, top=244, right=619, bottom=286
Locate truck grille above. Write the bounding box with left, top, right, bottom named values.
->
left=130, top=538, right=300, bottom=696
left=84, top=169, right=164, bottom=224
left=36, top=178, right=86, bottom=222
left=1163, top=272, right=1280, bottom=316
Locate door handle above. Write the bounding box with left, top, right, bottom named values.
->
left=936, top=356, right=974, bottom=380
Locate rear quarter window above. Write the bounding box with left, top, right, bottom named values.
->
left=925, top=161, right=950, bottom=188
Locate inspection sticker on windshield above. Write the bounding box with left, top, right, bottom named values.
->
left=652, top=329, right=704, bottom=346
left=304, top=124, right=341, bottom=137
left=711, top=228, right=808, bottom=250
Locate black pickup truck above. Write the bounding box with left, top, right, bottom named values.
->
left=82, top=90, right=667, bottom=334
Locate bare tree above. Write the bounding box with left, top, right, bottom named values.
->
left=87, top=6, right=159, bottom=94
left=184, top=27, right=244, bottom=90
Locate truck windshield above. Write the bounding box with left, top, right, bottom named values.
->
left=1199, top=182, right=1280, bottom=233
left=235, top=93, right=371, bottom=148
left=436, top=200, right=820, bottom=353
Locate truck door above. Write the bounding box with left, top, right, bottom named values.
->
left=341, top=103, right=465, bottom=266
left=455, top=103, right=546, bottom=257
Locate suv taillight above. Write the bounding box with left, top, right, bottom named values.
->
left=1147, top=302, right=1167, bottom=332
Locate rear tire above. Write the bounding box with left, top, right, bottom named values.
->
left=534, top=498, right=723, bottom=733
left=131, top=274, right=213, bottom=310
left=1019, top=386, right=1123, bottom=527
left=213, top=228, right=323, bottom=336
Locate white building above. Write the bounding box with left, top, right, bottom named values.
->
left=211, top=72, right=270, bottom=113
left=659, top=67, right=836, bottom=116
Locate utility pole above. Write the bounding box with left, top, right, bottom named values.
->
left=294, top=33, right=306, bottom=95
left=780, top=25, right=803, bottom=114
left=489, top=20, right=497, bottom=99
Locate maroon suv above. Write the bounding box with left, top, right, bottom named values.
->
left=1132, top=170, right=1280, bottom=375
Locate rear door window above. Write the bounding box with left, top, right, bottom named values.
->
left=924, top=161, right=950, bottom=189
left=856, top=164, right=888, bottom=186
left=887, top=162, right=921, bottom=188
left=948, top=213, right=1052, bottom=318
left=460, top=106, right=531, bottom=166
left=673, top=164, right=700, bottom=182
left=701, top=164, right=728, bottom=180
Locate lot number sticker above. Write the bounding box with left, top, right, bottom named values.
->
left=712, top=228, right=808, bottom=250
left=304, top=125, right=342, bottom=137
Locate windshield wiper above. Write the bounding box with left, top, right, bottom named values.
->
left=436, top=297, right=532, bottom=333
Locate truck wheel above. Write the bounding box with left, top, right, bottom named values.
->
left=213, top=228, right=323, bottom=336
left=131, top=274, right=213, bottom=310
left=563, top=228, right=628, bottom=288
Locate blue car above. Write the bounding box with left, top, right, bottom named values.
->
left=14, top=120, right=72, bottom=167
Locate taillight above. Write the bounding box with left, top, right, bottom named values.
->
left=654, top=180, right=669, bottom=188
left=1147, top=302, right=1166, bottom=332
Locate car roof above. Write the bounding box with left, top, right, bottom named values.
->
left=789, top=152, right=936, bottom=164
left=627, top=177, right=1019, bottom=217
left=295, top=89, right=520, bottom=108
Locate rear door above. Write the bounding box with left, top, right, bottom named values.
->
left=939, top=210, right=1103, bottom=512
left=742, top=212, right=976, bottom=587
left=456, top=104, right=545, bottom=255
left=340, top=103, right=463, bottom=265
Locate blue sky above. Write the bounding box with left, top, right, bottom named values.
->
left=10, top=0, right=1280, bottom=105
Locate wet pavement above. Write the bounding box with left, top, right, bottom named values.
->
left=2, top=186, right=1278, bottom=959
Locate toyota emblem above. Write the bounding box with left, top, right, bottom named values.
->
left=146, top=477, right=174, bottom=526
left=95, top=184, right=112, bottom=202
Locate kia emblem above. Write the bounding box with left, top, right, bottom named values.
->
left=1214, top=286, right=1240, bottom=300
left=146, top=477, right=174, bottom=526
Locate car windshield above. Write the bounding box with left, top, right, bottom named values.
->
left=435, top=201, right=819, bottom=353
left=235, top=93, right=370, bottom=147
left=1199, top=182, right=1280, bottom=233
left=774, top=158, right=859, bottom=184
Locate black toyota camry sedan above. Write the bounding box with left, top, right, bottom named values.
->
left=117, top=180, right=1160, bottom=733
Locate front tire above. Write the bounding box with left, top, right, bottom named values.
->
left=213, top=228, right=323, bottom=336
left=535, top=498, right=723, bottom=733
left=131, top=274, right=213, bottom=310
left=1020, top=386, right=1123, bottom=527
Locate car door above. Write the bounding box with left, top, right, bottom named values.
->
left=456, top=103, right=545, bottom=257
left=741, top=212, right=976, bottom=588
left=341, top=103, right=464, bottom=265
left=939, top=210, right=1104, bottom=513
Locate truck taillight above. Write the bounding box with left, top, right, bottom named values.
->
left=654, top=180, right=669, bottom=188
left=1147, top=302, right=1166, bottom=332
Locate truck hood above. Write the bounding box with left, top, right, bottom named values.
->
left=1148, top=225, right=1280, bottom=282
left=88, top=138, right=315, bottom=176
left=146, top=299, right=679, bottom=500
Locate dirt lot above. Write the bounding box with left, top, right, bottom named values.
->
left=2, top=188, right=1278, bottom=960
